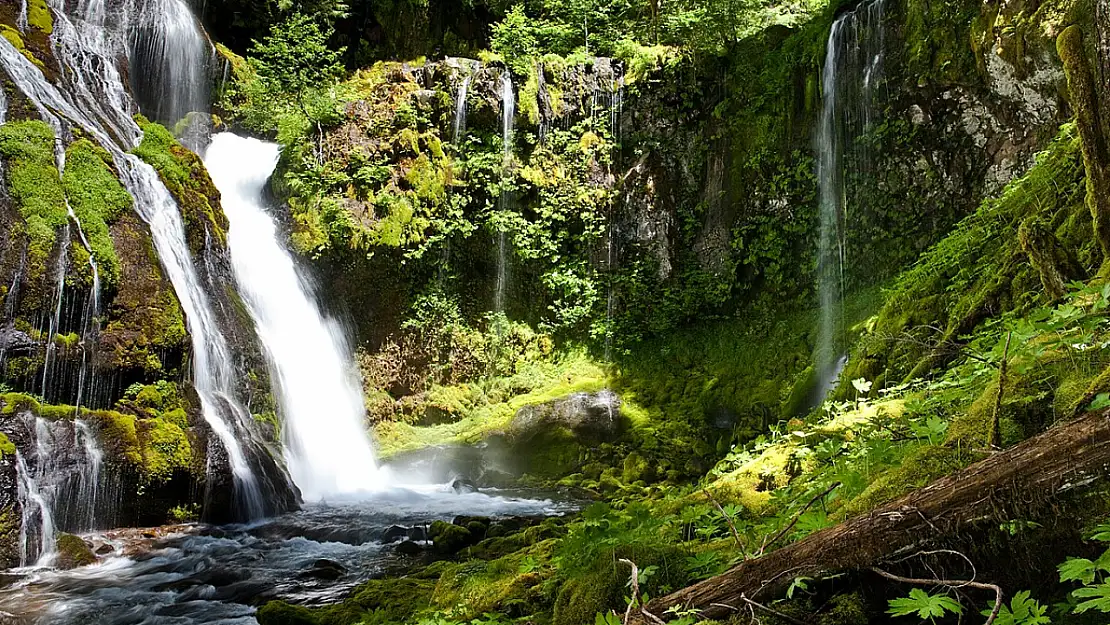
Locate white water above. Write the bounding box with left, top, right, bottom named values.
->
left=16, top=453, right=56, bottom=567
left=814, top=0, right=887, bottom=387
left=206, top=133, right=382, bottom=501
left=494, top=70, right=515, bottom=313
left=453, top=74, right=471, bottom=143
left=74, top=420, right=103, bottom=530
left=0, top=22, right=273, bottom=517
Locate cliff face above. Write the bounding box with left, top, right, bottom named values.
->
left=251, top=0, right=1075, bottom=353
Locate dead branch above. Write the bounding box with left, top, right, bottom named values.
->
left=759, top=482, right=841, bottom=556
left=870, top=566, right=1003, bottom=625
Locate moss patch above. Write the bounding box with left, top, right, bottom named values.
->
left=61, top=139, right=132, bottom=290
left=131, top=117, right=228, bottom=253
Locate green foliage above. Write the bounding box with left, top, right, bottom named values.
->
left=251, top=13, right=346, bottom=121
left=887, top=589, right=963, bottom=621
left=490, top=6, right=538, bottom=74
left=983, top=590, right=1051, bottom=625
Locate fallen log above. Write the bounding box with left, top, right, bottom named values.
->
left=639, top=410, right=1110, bottom=621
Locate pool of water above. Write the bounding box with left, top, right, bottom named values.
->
left=0, top=485, right=573, bottom=624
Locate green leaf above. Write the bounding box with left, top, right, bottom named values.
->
left=1073, top=582, right=1110, bottom=613
left=983, top=590, right=1051, bottom=625
left=1089, top=393, right=1110, bottom=411
left=1060, top=557, right=1097, bottom=585
left=887, top=588, right=963, bottom=619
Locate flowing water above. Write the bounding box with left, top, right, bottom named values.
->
left=0, top=17, right=286, bottom=519
left=0, top=487, right=573, bottom=624
left=206, top=133, right=382, bottom=501
left=453, top=73, right=471, bottom=143
left=813, top=0, right=887, bottom=395
left=494, top=70, right=515, bottom=314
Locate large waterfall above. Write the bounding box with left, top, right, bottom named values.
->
left=0, top=0, right=291, bottom=519
left=813, top=0, right=887, bottom=395
left=205, top=133, right=382, bottom=500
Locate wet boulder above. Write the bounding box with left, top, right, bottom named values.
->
left=428, top=520, right=474, bottom=554
left=449, top=476, right=477, bottom=494
left=54, top=534, right=96, bottom=569
left=381, top=525, right=409, bottom=543
left=298, top=558, right=347, bottom=581
left=395, top=540, right=423, bottom=556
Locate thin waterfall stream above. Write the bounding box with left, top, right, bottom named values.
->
left=494, top=70, right=515, bottom=314
left=810, top=0, right=887, bottom=408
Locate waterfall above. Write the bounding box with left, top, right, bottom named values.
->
left=494, top=70, right=515, bottom=314
left=205, top=133, right=382, bottom=500
left=453, top=74, right=471, bottom=144
left=74, top=420, right=103, bottom=529
left=124, top=0, right=213, bottom=127
left=814, top=0, right=887, bottom=391
left=14, top=415, right=108, bottom=566
left=16, top=452, right=56, bottom=567
left=0, top=16, right=279, bottom=518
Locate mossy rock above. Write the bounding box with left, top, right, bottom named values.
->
left=256, top=601, right=318, bottom=625
left=429, top=520, right=474, bottom=553
left=131, top=117, right=228, bottom=254
left=54, top=533, right=95, bottom=569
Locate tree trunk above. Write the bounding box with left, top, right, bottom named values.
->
left=1058, top=26, right=1110, bottom=266
left=636, top=410, right=1110, bottom=621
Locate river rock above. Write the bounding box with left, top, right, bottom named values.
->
left=509, top=390, right=625, bottom=442
left=54, top=534, right=96, bottom=570
left=395, top=540, right=424, bottom=556
left=298, top=558, right=347, bottom=581
left=381, top=525, right=409, bottom=543
left=450, top=476, right=477, bottom=494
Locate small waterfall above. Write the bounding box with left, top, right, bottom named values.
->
left=16, top=452, right=56, bottom=567
left=0, top=21, right=278, bottom=518
left=74, top=420, right=102, bottom=529
left=205, top=133, right=382, bottom=500
left=453, top=74, right=471, bottom=144
left=494, top=70, right=515, bottom=314
left=17, top=0, right=27, bottom=32
left=814, top=0, right=887, bottom=388
left=125, top=0, right=213, bottom=127
left=14, top=415, right=108, bottom=566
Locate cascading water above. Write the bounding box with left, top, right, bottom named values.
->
left=494, top=70, right=515, bottom=314
left=73, top=420, right=103, bottom=529
left=16, top=452, right=56, bottom=567
left=812, top=0, right=887, bottom=401
left=0, top=10, right=284, bottom=518
left=205, top=133, right=383, bottom=501
left=124, top=0, right=213, bottom=128
left=453, top=73, right=471, bottom=143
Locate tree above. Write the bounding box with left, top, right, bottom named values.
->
left=250, top=13, right=346, bottom=127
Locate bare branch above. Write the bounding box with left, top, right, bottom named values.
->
left=870, top=567, right=1003, bottom=625
left=703, top=488, right=746, bottom=552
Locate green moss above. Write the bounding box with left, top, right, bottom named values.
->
left=62, top=139, right=132, bottom=290
left=0, top=120, right=67, bottom=272
left=131, top=117, right=228, bottom=253
left=0, top=432, right=15, bottom=457
left=54, top=533, right=95, bottom=569
left=0, top=25, right=45, bottom=69
left=256, top=602, right=318, bottom=625
left=840, top=445, right=979, bottom=518
left=26, top=0, right=53, bottom=34
left=137, top=417, right=191, bottom=483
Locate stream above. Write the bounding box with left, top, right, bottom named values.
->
left=0, top=486, right=572, bottom=624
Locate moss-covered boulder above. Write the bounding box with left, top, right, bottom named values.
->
left=54, top=533, right=96, bottom=569
left=429, top=519, right=474, bottom=553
